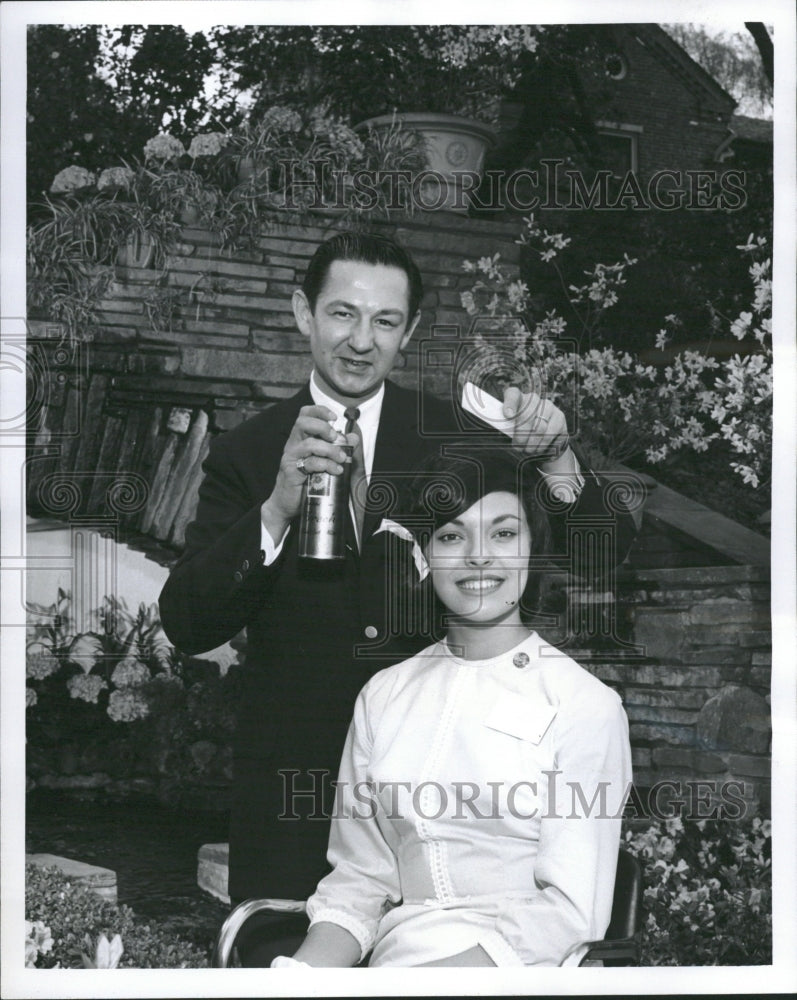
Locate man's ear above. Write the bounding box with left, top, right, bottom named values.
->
left=400, top=310, right=422, bottom=351
left=292, top=289, right=313, bottom=339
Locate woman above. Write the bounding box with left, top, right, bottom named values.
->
left=275, top=452, right=632, bottom=967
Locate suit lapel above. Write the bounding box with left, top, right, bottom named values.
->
left=364, top=381, right=424, bottom=540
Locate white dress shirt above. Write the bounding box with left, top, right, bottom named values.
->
left=306, top=631, right=632, bottom=967
left=260, top=371, right=384, bottom=562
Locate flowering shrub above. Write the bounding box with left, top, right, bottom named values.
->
left=66, top=673, right=107, bottom=704
left=97, top=165, right=135, bottom=191
left=624, top=816, right=772, bottom=965
left=187, top=132, right=230, bottom=158
left=25, top=863, right=208, bottom=968
left=25, top=589, right=240, bottom=806
left=107, top=687, right=150, bottom=723
left=25, top=919, right=54, bottom=967
left=50, top=165, right=96, bottom=194
left=143, top=133, right=186, bottom=164
left=460, top=215, right=772, bottom=491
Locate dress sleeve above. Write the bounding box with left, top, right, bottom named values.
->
left=478, top=689, right=632, bottom=967
left=305, top=681, right=402, bottom=962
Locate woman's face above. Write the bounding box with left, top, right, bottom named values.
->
left=425, top=491, right=531, bottom=625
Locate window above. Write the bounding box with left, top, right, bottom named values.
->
left=594, top=122, right=641, bottom=177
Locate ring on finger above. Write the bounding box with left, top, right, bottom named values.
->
left=296, top=457, right=308, bottom=475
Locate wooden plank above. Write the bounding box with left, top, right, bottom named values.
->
left=140, top=432, right=178, bottom=535
left=169, top=432, right=212, bottom=549
left=87, top=414, right=125, bottom=513
left=151, top=410, right=209, bottom=540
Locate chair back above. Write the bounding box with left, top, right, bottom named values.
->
left=605, top=848, right=643, bottom=940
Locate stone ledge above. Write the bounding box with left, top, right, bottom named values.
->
left=197, top=842, right=230, bottom=905
left=27, top=853, right=117, bottom=903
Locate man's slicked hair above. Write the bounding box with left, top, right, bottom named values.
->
left=302, top=232, right=424, bottom=319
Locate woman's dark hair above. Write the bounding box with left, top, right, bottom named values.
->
left=302, top=232, right=424, bottom=319
left=396, top=449, right=552, bottom=635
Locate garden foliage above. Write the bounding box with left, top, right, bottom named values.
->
left=26, top=590, right=240, bottom=807
left=25, top=863, right=208, bottom=968
left=461, top=216, right=772, bottom=499
left=624, top=816, right=772, bottom=965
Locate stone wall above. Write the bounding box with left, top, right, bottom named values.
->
left=582, top=563, right=771, bottom=815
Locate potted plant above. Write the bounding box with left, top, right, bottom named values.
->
left=239, top=25, right=542, bottom=212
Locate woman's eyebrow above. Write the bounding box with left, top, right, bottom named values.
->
left=490, top=514, right=522, bottom=525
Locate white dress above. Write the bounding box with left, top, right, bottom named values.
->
left=305, top=632, right=633, bottom=967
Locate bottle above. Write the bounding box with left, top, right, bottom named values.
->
left=297, top=435, right=352, bottom=560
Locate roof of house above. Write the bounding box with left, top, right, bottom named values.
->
left=638, top=25, right=737, bottom=112
left=730, top=114, right=774, bottom=143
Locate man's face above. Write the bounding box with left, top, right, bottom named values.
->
left=293, top=260, right=420, bottom=405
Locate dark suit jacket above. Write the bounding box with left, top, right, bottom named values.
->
left=159, top=380, right=635, bottom=900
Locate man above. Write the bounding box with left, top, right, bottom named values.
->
left=159, top=232, right=634, bottom=963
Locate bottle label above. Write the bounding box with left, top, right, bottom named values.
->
left=306, top=472, right=333, bottom=497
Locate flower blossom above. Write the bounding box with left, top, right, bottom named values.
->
left=50, top=166, right=96, bottom=194
left=25, top=920, right=54, bottom=967
left=143, top=133, right=186, bottom=163
left=111, top=656, right=151, bottom=688
left=188, top=132, right=230, bottom=158
left=67, top=673, right=107, bottom=704
left=107, top=687, right=150, bottom=722
left=26, top=645, right=60, bottom=680
left=97, top=166, right=135, bottom=191
left=260, top=106, right=303, bottom=133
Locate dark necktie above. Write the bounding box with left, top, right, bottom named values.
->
left=344, top=407, right=366, bottom=548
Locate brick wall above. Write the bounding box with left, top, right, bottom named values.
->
left=592, top=26, right=736, bottom=178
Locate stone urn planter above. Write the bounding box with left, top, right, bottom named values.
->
left=115, top=230, right=155, bottom=269
left=356, top=112, right=496, bottom=213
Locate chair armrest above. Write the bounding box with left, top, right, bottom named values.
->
left=211, top=897, right=307, bottom=968
left=579, top=936, right=640, bottom=966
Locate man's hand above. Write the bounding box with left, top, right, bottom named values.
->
left=502, top=387, right=569, bottom=461
left=260, top=405, right=353, bottom=544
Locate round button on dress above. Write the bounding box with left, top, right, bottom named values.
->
left=513, top=651, right=530, bottom=669
left=364, top=625, right=378, bottom=639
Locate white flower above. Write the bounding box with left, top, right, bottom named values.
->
left=187, top=132, right=230, bottom=158
left=730, top=311, right=753, bottom=339
left=67, top=673, right=107, bottom=704
left=655, top=329, right=669, bottom=350
left=143, top=133, right=186, bottom=163
left=97, top=166, right=135, bottom=191
left=26, top=644, right=60, bottom=680
left=26, top=687, right=38, bottom=708
left=50, top=165, right=96, bottom=194
left=111, top=657, right=151, bottom=688
left=25, top=920, right=54, bottom=967
left=260, top=106, right=303, bottom=133
left=107, top=688, right=150, bottom=722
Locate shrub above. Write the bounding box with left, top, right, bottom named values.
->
left=624, top=816, right=772, bottom=965
left=25, top=863, right=208, bottom=968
